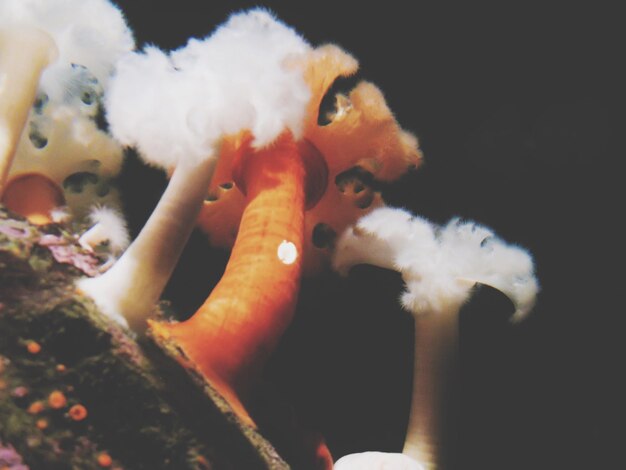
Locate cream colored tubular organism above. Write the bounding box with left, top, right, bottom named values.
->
left=0, top=26, right=57, bottom=194
left=0, top=0, right=134, bottom=220
left=78, top=157, right=216, bottom=331
left=333, top=207, right=539, bottom=469
left=403, top=297, right=460, bottom=469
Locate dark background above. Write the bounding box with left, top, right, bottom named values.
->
left=112, top=1, right=623, bottom=468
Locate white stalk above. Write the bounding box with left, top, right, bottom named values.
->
left=403, top=305, right=460, bottom=470
left=0, top=26, right=58, bottom=194
left=78, top=157, right=216, bottom=332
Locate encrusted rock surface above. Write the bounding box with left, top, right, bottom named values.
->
left=0, top=205, right=289, bottom=469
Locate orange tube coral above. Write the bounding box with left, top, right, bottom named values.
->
left=151, top=133, right=325, bottom=427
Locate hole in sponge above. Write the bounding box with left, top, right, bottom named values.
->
left=317, top=74, right=361, bottom=126
left=312, top=223, right=336, bottom=249
left=28, top=124, right=48, bottom=149
left=63, top=172, right=99, bottom=193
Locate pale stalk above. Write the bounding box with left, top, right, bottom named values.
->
left=403, top=306, right=459, bottom=470
left=0, top=26, right=58, bottom=195
left=78, top=157, right=216, bottom=332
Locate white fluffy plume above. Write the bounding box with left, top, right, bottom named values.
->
left=105, top=8, right=312, bottom=169
left=333, top=207, right=539, bottom=320
left=79, top=205, right=130, bottom=255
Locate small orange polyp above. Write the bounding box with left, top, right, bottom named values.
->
left=27, top=401, right=45, bottom=414
left=1, top=173, right=64, bottom=225
left=69, top=404, right=88, bottom=421
left=48, top=390, right=67, bottom=409
left=26, top=340, right=41, bottom=354
left=97, top=453, right=113, bottom=467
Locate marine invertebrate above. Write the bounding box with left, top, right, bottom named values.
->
left=68, top=404, right=88, bottom=421
left=332, top=207, right=539, bottom=469
left=48, top=390, right=67, bottom=409
left=146, top=13, right=419, bottom=441
left=0, top=0, right=134, bottom=224
left=77, top=9, right=312, bottom=332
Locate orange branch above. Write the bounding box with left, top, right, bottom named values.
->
left=151, top=134, right=306, bottom=425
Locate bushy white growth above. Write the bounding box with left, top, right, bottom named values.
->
left=333, top=207, right=539, bottom=320
left=334, top=452, right=424, bottom=470
left=105, top=8, right=312, bottom=169
left=0, top=0, right=135, bottom=100
left=80, top=205, right=130, bottom=254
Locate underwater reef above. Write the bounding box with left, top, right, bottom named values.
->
left=0, top=204, right=302, bottom=470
